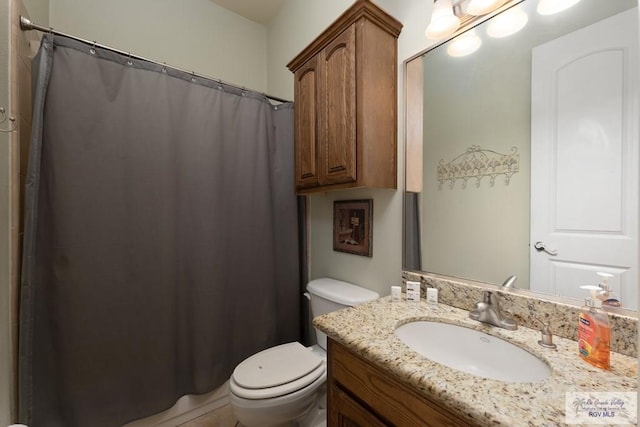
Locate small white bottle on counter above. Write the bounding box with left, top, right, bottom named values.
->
left=426, top=288, right=438, bottom=304
left=391, top=285, right=402, bottom=302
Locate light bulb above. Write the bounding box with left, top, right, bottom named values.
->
left=447, top=29, right=482, bottom=57
left=486, top=7, right=528, bottom=38
left=425, top=0, right=461, bottom=40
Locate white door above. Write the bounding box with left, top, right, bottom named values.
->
left=530, top=8, right=639, bottom=310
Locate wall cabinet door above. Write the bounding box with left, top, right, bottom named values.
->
left=319, top=25, right=357, bottom=186
left=293, top=55, right=320, bottom=189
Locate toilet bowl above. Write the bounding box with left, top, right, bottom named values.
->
left=228, top=278, right=379, bottom=427
left=229, top=342, right=326, bottom=427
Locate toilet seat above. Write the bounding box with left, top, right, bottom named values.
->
left=230, top=342, right=326, bottom=400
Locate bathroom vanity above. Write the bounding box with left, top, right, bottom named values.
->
left=328, top=339, right=466, bottom=426
left=316, top=295, right=638, bottom=426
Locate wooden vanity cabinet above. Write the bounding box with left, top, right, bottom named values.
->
left=287, top=0, right=402, bottom=194
left=327, top=339, right=471, bottom=427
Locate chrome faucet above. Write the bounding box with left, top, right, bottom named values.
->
left=502, top=275, right=517, bottom=288
left=469, top=290, right=517, bottom=330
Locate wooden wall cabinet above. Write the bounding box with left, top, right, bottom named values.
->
left=327, top=339, right=472, bottom=426
left=287, top=0, right=402, bottom=194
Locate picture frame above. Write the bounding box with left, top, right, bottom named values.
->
left=333, top=199, right=373, bottom=257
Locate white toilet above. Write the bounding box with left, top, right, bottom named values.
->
left=229, top=278, right=379, bottom=427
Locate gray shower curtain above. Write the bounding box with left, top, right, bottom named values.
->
left=19, top=34, right=300, bottom=427
left=404, top=192, right=421, bottom=271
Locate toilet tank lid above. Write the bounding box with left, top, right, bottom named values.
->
left=306, top=278, right=379, bottom=306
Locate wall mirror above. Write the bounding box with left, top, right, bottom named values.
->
left=404, top=0, right=639, bottom=311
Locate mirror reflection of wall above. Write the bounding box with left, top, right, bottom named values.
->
left=406, top=0, right=639, bottom=310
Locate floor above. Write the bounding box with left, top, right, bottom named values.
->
left=178, top=402, right=327, bottom=427
left=179, top=404, right=240, bottom=427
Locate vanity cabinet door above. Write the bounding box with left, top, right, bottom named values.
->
left=330, top=384, right=388, bottom=427
left=328, top=339, right=473, bottom=427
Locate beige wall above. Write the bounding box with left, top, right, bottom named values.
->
left=0, top=1, right=12, bottom=422
left=266, top=0, right=434, bottom=297
left=1, top=0, right=43, bottom=422
left=49, top=0, right=269, bottom=92
left=420, top=44, right=531, bottom=287
left=22, top=0, right=47, bottom=25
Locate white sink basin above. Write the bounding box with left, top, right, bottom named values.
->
left=394, top=321, right=551, bottom=383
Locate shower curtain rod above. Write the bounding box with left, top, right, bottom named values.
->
left=19, top=16, right=292, bottom=104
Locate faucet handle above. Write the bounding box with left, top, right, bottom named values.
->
left=483, top=290, right=499, bottom=306
left=537, top=323, right=557, bottom=349
left=487, top=290, right=517, bottom=330
left=527, top=303, right=557, bottom=349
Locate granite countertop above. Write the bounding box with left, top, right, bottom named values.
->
left=314, top=296, right=638, bottom=426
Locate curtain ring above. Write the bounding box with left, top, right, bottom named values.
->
left=161, top=63, right=167, bottom=73
left=191, top=71, right=196, bottom=83
left=0, top=108, right=17, bottom=133
left=89, top=41, right=96, bottom=55
left=126, top=53, right=133, bottom=66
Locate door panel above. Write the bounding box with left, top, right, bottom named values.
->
left=555, top=50, right=624, bottom=232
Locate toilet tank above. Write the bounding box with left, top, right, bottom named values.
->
left=306, top=278, right=379, bottom=350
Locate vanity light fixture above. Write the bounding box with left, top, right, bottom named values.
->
left=425, top=0, right=509, bottom=41
left=425, top=0, right=461, bottom=40
left=536, top=0, right=581, bottom=16
left=446, top=29, right=482, bottom=57
left=486, top=6, right=528, bottom=38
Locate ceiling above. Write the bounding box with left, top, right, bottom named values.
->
left=210, top=0, right=288, bottom=24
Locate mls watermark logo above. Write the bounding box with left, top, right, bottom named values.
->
left=566, top=392, right=637, bottom=425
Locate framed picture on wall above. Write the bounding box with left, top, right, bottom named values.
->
left=333, top=199, right=373, bottom=257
